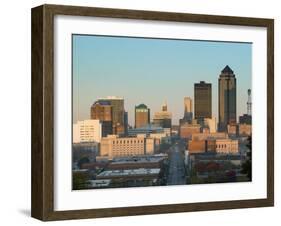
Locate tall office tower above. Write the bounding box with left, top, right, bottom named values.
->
left=194, top=81, right=212, bottom=122
left=218, top=65, right=237, bottom=131
left=153, top=102, right=172, bottom=129
left=98, top=96, right=125, bottom=135
left=90, top=100, right=113, bottom=137
left=135, top=104, right=150, bottom=128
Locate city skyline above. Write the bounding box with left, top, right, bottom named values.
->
left=73, top=35, right=252, bottom=125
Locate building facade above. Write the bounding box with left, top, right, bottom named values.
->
left=218, top=65, right=237, bottom=131
left=227, top=124, right=238, bottom=136
left=238, top=124, right=252, bottom=136
left=194, top=81, right=212, bottom=121
left=188, top=138, right=238, bottom=154
left=191, top=132, right=228, bottom=141
left=73, top=119, right=102, bottom=143
left=183, top=97, right=193, bottom=123
left=153, top=102, right=172, bottom=129
left=90, top=100, right=113, bottom=137
left=204, top=117, right=217, bottom=133
left=128, top=124, right=164, bottom=137
left=215, top=139, right=239, bottom=154
left=100, top=135, right=155, bottom=159
left=135, top=104, right=150, bottom=128
left=239, top=114, right=252, bottom=125
left=98, top=96, right=125, bottom=135
left=179, top=122, right=201, bottom=139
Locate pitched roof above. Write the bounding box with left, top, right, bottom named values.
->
left=222, top=65, right=233, bottom=74
left=135, top=103, right=148, bottom=109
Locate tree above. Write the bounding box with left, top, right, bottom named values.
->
left=241, top=136, right=252, bottom=180
left=72, top=172, right=90, bottom=190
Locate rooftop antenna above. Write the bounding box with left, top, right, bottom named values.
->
left=247, top=89, right=252, bottom=115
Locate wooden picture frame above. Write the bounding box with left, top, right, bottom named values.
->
left=31, top=4, right=274, bottom=221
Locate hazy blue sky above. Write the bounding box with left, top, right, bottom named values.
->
left=72, top=35, right=252, bottom=125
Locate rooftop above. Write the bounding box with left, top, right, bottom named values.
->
left=110, top=155, right=167, bottom=165
left=129, top=124, right=163, bottom=131
left=88, top=179, right=111, bottom=188
left=98, top=96, right=124, bottom=100
left=97, top=168, right=161, bottom=177
left=221, top=65, right=234, bottom=74
left=135, top=103, right=148, bottom=109
left=93, top=100, right=111, bottom=106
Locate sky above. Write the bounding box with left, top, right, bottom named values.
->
left=72, top=34, right=252, bottom=126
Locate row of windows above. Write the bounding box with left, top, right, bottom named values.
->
left=112, top=147, right=143, bottom=151
left=216, top=144, right=237, bottom=149
left=216, top=144, right=227, bottom=148
left=113, top=151, right=143, bottom=155
left=112, top=140, right=144, bottom=145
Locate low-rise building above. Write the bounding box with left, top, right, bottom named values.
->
left=87, top=179, right=111, bottom=189
left=238, top=123, right=252, bottom=136
left=73, top=119, right=102, bottom=143
left=191, top=132, right=228, bottom=141
left=107, top=155, right=167, bottom=170
left=100, top=134, right=155, bottom=159
left=188, top=140, right=206, bottom=154
left=188, top=138, right=238, bottom=154
left=204, top=117, right=217, bottom=133
left=227, top=124, right=238, bottom=136
left=128, top=124, right=164, bottom=137
left=180, top=122, right=201, bottom=139
left=97, top=168, right=161, bottom=179
left=215, top=139, right=239, bottom=154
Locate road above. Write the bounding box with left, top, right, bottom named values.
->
left=166, top=144, right=186, bottom=185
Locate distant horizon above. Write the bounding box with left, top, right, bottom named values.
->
left=73, top=34, right=252, bottom=125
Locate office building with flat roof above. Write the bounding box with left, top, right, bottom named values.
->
left=98, top=96, right=125, bottom=135
left=73, top=119, right=102, bottom=143
left=194, top=81, right=212, bottom=121
left=128, top=124, right=164, bottom=137
left=179, top=122, right=201, bottom=139
left=100, top=134, right=155, bottom=159
left=91, top=100, right=113, bottom=137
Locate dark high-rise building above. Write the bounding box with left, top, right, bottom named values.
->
left=98, top=96, right=125, bottom=135
left=135, top=104, right=150, bottom=128
left=124, top=111, right=128, bottom=136
left=90, top=100, right=112, bottom=137
left=218, top=65, right=237, bottom=131
left=194, top=81, right=212, bottom=122
left=239, top=114, right=252, bottom=125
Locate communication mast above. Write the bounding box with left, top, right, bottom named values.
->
left=247, top=89, right=252, bottom=115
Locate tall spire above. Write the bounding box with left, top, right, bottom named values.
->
left=162, top=100, right=168, bottom=111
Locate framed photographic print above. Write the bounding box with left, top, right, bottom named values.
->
left=31, top=4, right=274, bottom=221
